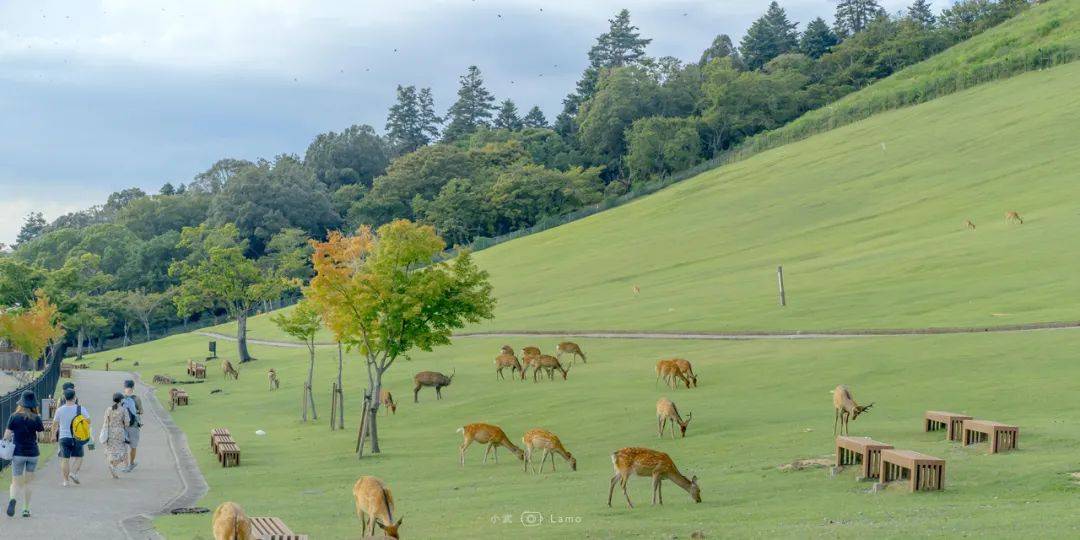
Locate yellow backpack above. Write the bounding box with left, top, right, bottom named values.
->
left=71, top=406, right=91, bottom=443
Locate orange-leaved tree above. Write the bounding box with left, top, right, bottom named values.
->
left=306, top=220, right=495, bottom=453
left=0, top=291, right=65, bottom=370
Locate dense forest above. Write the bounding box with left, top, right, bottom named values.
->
left=1, top=0, right=1029, bottom=355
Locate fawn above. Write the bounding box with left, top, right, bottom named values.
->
left=267, top=368, right=279, bottom=390
left=221, top=359, right=239, bottom=380
left=353, top=476, right=403, bottom=538
left=212, top=501, right=253, bottom=540
left=495, top=346, right=523, bottom=380
left=555, top=342, right=586, bottom=364
left=832, top=385, right=873, bottom=435
left=522, top=428, right=577, bottom=473
left=458, top=423, right=524, bottom=465
left=531, top=355, right=571, bottom=382
left=608, top=447, right=701, bottom=508
left=656, top=397, right=693, bottom=438
left=379, top=389, right=397, bottom=415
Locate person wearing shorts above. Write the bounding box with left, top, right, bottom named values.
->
left=53, top=388, right=92, bottom=487
left=5, top=391, right=44, bottom=518
left=121, top=379, right=142, bottom=472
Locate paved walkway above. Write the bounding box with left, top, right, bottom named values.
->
left=2, top=370, right=206, bottom=539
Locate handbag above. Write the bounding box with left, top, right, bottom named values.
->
left=98, top=428, right=108, bottom=445
left=0, top=438, right=15, bottom=461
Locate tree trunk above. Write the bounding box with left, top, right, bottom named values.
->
left=122, top=323, right=131, bottom=347
left=144, top=319, right=151, bottom=342
left=76, top=328, right=85, bottom=360
left=305, top=344, right=318, bottom=421
left=237, top=312, right=253, bottom=362
left=368, top=366, right=383, bottom=454
left=336, top=344, right=344, bottom=428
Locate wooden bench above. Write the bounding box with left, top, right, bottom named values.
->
left=925, top=410, right=972, bottom=442
left=60, top=363, right=73, bottom=378
left=962, top=419, right=1019, bottom=453
left=218, top=442, right=241, bottom=467
left=210, top=428, right=231, bottom=450
left=879, top=449, right=945, bottom=492
left=836, top=436, right=893, bottom=479
left=250, top=516, right=308, bottom=540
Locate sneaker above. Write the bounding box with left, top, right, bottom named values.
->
left=70, top=473, right=80, bottom=485
left=62, top=480, right=69, bottom=488
left=21, top=509, right=31, bottom=518
left=6, top=498, right=15, bottom=517
left=125, top=462, right=138, bottom=472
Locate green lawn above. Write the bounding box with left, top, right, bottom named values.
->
left=94, top=329, right=1080, bottom=539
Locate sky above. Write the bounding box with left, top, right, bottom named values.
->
left=0, top=0, right=943, bottom=245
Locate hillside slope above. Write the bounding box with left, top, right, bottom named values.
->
left=471, top=61, right=1080, bottom=332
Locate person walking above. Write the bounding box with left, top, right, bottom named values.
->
left=53, top=388, right=93, bottom=487
left=101, top=392, right=130, bottom=479
left=120, top=379, right=142, bottom=472
left=4, top=391, right=44, bottom=518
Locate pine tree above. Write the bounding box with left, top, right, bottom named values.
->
left=834, top=0, right=885, bottom=37
left=800, top=17, right=839, bottom=59
left=588, top=9, right=652, bottom=69
left=15, top=212, right=47, bottom=246
left=740, top=2, right=800, bottom=70
left=442, top=66, right=496, bottom=142
left=699, top=34, right=738, bottom=67
left=493, top=99, right=523, bottom=131
left=906, top=0, right=936, bottom=28
left=417, top=88, right=442, bottom=144
left=522, top=106, right=548, bottom=129
left=386, top=85, right=440, bottom=153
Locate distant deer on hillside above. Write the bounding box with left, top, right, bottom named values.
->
left=1005, top=211, right=1023, bottom=224
left=413, top=369, right=454, bottom=402
left=556, top=342, right=586, bottom=364
left=221, top=359, right=239, bottom=380
left=608, top=447, right=701, bottom=508
left=832, top=385, right=873, bottom=435
left=379, top=389, right=397, bottom=415
left=672, top=359, right=697, bottom=387
left=964, top=219, right=976, bottom=230
left=522, top=428, right=577, bottom=473
left=531, top=355, right=571, bottom=382
left=495, top=346, right=523, bottom=380
left=655, top=360, right=690, bottom=389
left=457, top=423, right=524, bottom=465
left=656, top=397, right=693, bottom=438
left=267, top=368, right=279, bottom=390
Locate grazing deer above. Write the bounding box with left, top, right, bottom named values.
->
left=457, top=423, right=524, bottom=465
left=655, top=360, right=690, bottom=389
left=267, top=368, right=279, bottom=390
left=212, top=501, right=253, bottom=540
left=673, top=359, right=698, bottom=387
left=656, top=397, right=693, bottom=439
left=555, top=342, right=586, bottom=364
left=832, top=385, right=874, bottom=436
left=353, top=476, right=403, bottom=538
left=379, top=389, right=397, bottom=415
left=522, top=428, right=577, bottom=473
left=1005, top=211, right=1023, bottom=224
left=520, top=346, right=542, bottom=378
left=222, top=359, right=239, bottom=380
left=532, top=355, right=571, bottom=382
left=608, top=447, right=701, bottom=508
left=964, top=219, right=976, bottom=230
left=413, top=369, right=454, bottom=402
left=495, top=347, right=523, bottom=380
left=633, top=285, right=640, bottom=296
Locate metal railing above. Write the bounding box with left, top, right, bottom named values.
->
left=0, top=345, right=64, bottom=472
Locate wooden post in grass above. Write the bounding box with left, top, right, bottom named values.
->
left=356, top=391, right=372, bottom=458
left=777, top=265, right=786, bottom=307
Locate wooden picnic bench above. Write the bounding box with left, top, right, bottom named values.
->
left=218, top=442, right=241, bottom=467
left=962, top=419, right=1019, bottom=453
left=250, top=516, right=308, bottom=539
left=210, top=428, right=231, bottom=450
left=879, top=449, right=945, bottom=492
left=60, top=363, right=73, bottom=378
left=925, top=410, right=972, bottom=442
left=836, top=436, right=893, bottom=479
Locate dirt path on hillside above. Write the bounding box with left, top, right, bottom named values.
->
left=196, top=320, right=1080, bottom=348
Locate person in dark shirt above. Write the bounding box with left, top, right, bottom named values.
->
left=4, top=391, right=44, bottom=518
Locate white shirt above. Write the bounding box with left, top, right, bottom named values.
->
left=53, top=403, right=89, bottom=439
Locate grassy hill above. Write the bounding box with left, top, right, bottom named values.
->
left=82, top=4, right=1080, bottom=538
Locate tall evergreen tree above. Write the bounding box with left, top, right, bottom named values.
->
left=588, top=9, right=652, bottom=69
left=522, top=106, right=548, bottom=129
left=15, top=212, right=47, bottom=247
left=800, top=17, right=840, bottom=58
left=906, top=0, right=936, bottom=27
left=740, top=2, right=800, bottom=70
left=442, top=66, right=496, bottom=142
left=699, top=34, right=738, bottom=67
left=386, top=85, right=441, bottom=153
left=834, top=0, right=885, bottom=37
left=493, top=99, right=523, bottom=131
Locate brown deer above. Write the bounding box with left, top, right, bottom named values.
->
left=656, top=397, right=693, bottom=439
left=832, top=385, right=874, bottom=435
left=353, top=476, right=403, bottom=538
left=532, top=354, right=571, bottom=382
left=413, top=369, right=454, bottom=402
left=495, top=347, right=523, bottom=380
left=1005, top=211, right=1023, bottom=224
left=655, top=360, right=690, bottom=389
left=267, top=368, right=279, bottom=390
left=632, top=285, right=640, bottom=296
left=457, top=423, right=524, bottom=465
left=222, top=359, right=239, bottom=380
left=555, top=342, right=586, bottom=364
left=379, top=389, right=397, bottom=415
left=212, top=501, right=253, bottom=540
left=964, top=219, right=976, bottom=230
left=607, top=447, right=701, bottom=508
left=520, top=346, right=542, bottom=378
left=522, top=428, right=577, bottom=473
left=673, top=359, right=698, bottom=387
